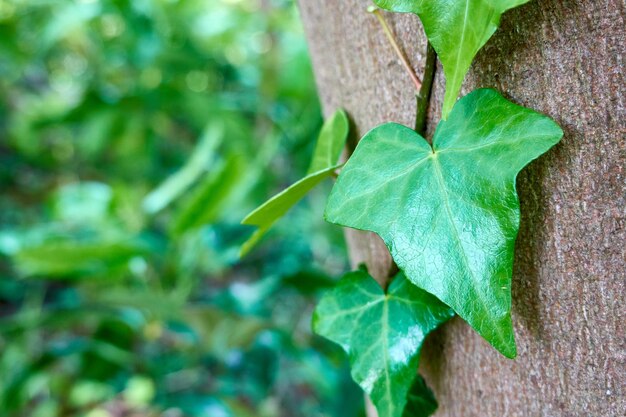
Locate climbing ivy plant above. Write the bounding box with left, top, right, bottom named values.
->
left=325, top=89, right=563, bottom=358
left=243, top=1, right=563, bottom=416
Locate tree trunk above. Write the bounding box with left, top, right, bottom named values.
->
left=298, top=1, right=625, bottom=416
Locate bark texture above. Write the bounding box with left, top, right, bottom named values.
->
left=298, top=1, right=625, bottom=416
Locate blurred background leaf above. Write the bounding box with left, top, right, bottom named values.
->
left=0, top=0, right=361, bottom=416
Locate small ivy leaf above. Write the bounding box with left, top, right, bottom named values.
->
left=373, top=0, right=530, bottom=119
left=313, top=269, right=453, bottom=417
left=240, top=166, right=340, bottom=256
left=325, top=89, right=563, bottom=358
left=307, top=109, right=351, bottom=174
left=240, top=110, right=349, bottom=256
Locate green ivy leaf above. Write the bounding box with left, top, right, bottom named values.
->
left=313, top=269, right=453, bottom=417
left=325, top=89, right=562, bottom=358
left=307, top=109, right=351, bottom=175
left=373, top=0, right=530, bottom=119
left=240, top=109, right=349, bottom=256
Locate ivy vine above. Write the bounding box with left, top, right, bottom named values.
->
left=242, top=1, right=563, bottom=416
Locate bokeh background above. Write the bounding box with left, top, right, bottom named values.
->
left=0, top=0, right=363, bottom=416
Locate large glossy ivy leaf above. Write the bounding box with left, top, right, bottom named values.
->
left=325, top=89, right=563, bottom=358
left=313, top=269, right=453, bottom=417
left=240, top=109, right=349, bottom=256
left=374, top=0, right=530, bottom=119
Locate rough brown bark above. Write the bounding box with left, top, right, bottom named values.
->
left=298, top=1, right=625, bottom=416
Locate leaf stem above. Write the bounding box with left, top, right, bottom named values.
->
left=414, top=42, right=436, bottom=136
left=369, top=7, right=422, bottom=92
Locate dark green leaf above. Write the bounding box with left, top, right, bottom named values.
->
left=240, top=109, right=349, bottom=255
left=373, top=0, right=530, bottom=118
left=281, top=269, right=336, bottom=295
left=313, top=269, right=453, bottom=417
left=403, top=376, right=437, bottom=417
left=325, top=89, right=563, bottom=358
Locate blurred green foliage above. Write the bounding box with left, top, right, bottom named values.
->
left=0, top=0, right=361, bottom=416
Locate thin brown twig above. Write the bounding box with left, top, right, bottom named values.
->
left=370, top=7, right=422, bottom=92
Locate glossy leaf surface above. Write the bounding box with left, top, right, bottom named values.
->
left=240, top=110, right=349, bottom=255
left=373, top=0, right=530, bottom=118
left=325, top=89, right=563, bottom=358
left=313, top=269, right=453, bottom=417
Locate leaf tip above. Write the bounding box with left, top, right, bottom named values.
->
left=501, top=344, right=518, bottom=359
left=490, top=325, right=518, bottom=359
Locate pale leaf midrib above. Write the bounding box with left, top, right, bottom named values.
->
left=382, top=298, right=394, bottom=417
left=431, top=157, right=508, bottom=348
left=450, top=0, right=472, bottom=90
left=325, top=299, right=383, bottom=320
left=437, top=132, right=558, bottom=154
